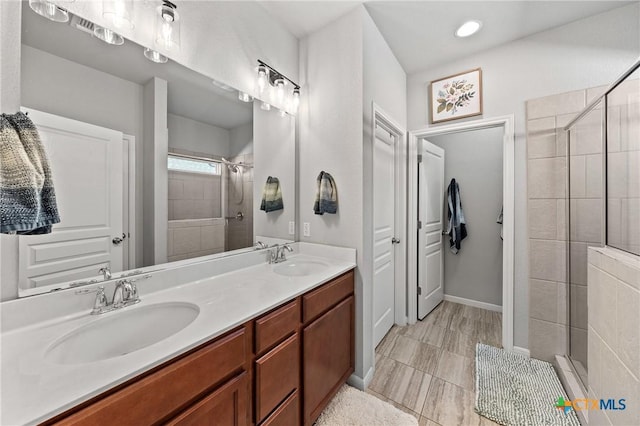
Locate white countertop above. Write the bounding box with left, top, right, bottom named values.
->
left=1, top=244, right=356, bottom=425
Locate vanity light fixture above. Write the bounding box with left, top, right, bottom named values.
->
left=103, top=0, right=134, bottom=30
left=155, top=1, right=180, bottom=50
left=455, top=20, right=482, bottom=38
left=238, top=91, right=253, bottom=103
left=257, top=65, right=268, bottom=94
left=255, top=60, right=301, bottom=112
left=93, top=26, right=125, bottom=45
left=144, top=47, right=168, bottom=63
left=29, top=0, right=72, bottom=23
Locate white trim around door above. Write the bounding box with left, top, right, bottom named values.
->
left=372, top=103, right=408, bottom=330
left=407, top=114, right=515, bottom=352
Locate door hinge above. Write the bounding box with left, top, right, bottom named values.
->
left=417, top=286, right=422, bottom=295
left=417, top=220, right=422, bottom=229
left=417, top=154, right=423, bottom=163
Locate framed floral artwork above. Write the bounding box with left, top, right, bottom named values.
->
left=429, top=68, right=482, bottom=124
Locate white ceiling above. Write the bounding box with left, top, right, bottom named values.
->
left=258, top=0, right=633, bottom=74
left=21, top=3, right=252, bottom=130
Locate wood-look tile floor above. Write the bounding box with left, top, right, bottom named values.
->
left=367, top=301, right=502, bottom=426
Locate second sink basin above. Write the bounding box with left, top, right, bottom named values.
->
left=273, top=260, right=329, bottom=277
left=45, top=302, right=200, bottom=365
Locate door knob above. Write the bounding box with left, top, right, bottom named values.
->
left=392, top=237, right=401, bottom=244
left=112, top=233, right=126, bottom=245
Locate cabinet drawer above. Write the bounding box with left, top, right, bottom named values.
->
left=166, top=372, right=249, bottom=426
left=260, top=390, right=300, bottom=426
left=54, top=327, right=248, bottom=425
left=255, top=334, right=300, bottom=423
left=303, top=270, right=354, bottom=324
left=255, top=299, right=299, bottom=355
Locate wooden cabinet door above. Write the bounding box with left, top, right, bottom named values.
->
left=302, top=296, right=354, bottom=425
left=166, top=372, right=249, bottom=426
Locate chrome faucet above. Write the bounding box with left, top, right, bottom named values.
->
left=268, top=244, right=293, bottom=264
left=77, top=277, right=144, bottom=315
left=99, top=266, right=112, bottom=281
left=254, top=241, right=268, bottom=250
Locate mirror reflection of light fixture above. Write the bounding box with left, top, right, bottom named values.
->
left=155, top=1, right=180, bottom=50
left=292, top=87, right=300, bottom=112
left=29, top=0, right=71, bottom=23
left=255, top=60, right=300, bottom=114
left=144, top=47, right=168, bottom=63
left=238, top=92, right=252, bottom=103
left=261, top=102, right=271, bottom=111
left=103, top=0, right=134, bottom=30
left=93, top=26, right=124, bottom=45
left=257, top=65, right=268, bottom=94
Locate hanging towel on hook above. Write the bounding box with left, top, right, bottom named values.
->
left=260, top=176, right=283, bottom=212
left=446, top=178, right=467, bottom=254
left=497, top=206, right=504, bottom=240
left=313, top=171, right=338, bottom=215
left=0, top=112, right=60, bottom=234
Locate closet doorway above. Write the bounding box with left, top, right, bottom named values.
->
left=408, top=115, right=515, bottom=352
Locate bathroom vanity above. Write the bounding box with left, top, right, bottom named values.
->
left=0, top=243, right=356, bottom=426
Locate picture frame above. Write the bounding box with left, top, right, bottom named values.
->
left=429, top=68, right=483, bottom=124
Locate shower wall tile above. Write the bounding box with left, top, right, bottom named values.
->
left=616, top=279, right=640, bottom=376
left=556, top=199, right=567, bottom=241
left=529, top=279, right=566, bottom=324
left=529, top=239, right=566, bottom=282
left=528, top=157, right=566, bottom=199
left=585, top=154, right=603, bottom=198
left=569, top=199, right=602, bottom=244
left=526, top=90, right=585, bottom=120
left=569, top=155, right=586, bottom=198
left=529, top=318, right=566, bottom=363
left=528, top=199, right=557, bottom=239
left=527, top=117, right=556, bottom=159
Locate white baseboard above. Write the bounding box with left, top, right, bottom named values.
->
left=513, top=346, right=530, bottom=357
left=443, top=294, right=502, bottom=312
left=348, top=366, right=374, bottom=390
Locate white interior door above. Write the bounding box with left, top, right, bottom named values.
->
left=373, top=124, right=396, bottom=347
left=418, top=140, right=445, bottom=319
left=18, top=108, right=124, bottom=292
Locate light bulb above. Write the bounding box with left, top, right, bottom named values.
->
left=257, top=66, right=267, bottom=94
left=275, top=78, right=285, bottom=103
left=292, top=88, right=300, bottom=112
left=455, top=20, right=482, bottom=38
left=103, top=0, right=134, bottom=30
left=144, top=48, right=168, bottom=64
left=29, top=0, right=69, bottom=23
left=94, top=26, right=124, bottom=45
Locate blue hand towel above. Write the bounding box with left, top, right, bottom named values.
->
left=0, top=112, right=60, bottom=234
left=313, top=171, right=338, bottom=215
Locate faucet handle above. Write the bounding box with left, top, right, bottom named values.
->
left=91, top=286, right=109, bottom=315
left=98, top=266, right=112, bottom=281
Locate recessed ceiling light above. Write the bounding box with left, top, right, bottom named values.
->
left=455, top=20, right=482, bottom=38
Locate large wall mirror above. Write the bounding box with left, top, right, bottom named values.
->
left=16, top=2, right=296, bottom=297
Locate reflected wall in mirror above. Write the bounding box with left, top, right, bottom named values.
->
left=16, top=3, right=296, bottom=297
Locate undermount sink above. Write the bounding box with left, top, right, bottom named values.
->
left=273, top=260, right=330, bottom=277
left=45, top=302, right=199, bottom=365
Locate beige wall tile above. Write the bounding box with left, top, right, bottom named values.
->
left=570, top=242, right=589, bottom=285
left=201, top=225, right=225, bottom=251
left=570, top=199, right=602, bottom=244
left=183, top=179, right=204, bottom=200
left=530, top=239, right=567, bottom=282
left=528, top=199, right=558, bottom=239
left=616, top=280, right=640, bottom=376
left=585, top=154, right=603, bottom=198
left=527, top=90, right=585, bottom=120
left=557, top=199, right=567, bottom=240
left=168, top=179, right=184, bottom=200
left=528, top=133, right=557, bottom=159
left=569, top=155, right=586, bottom=198
left=570, top=108, right=603, bottom=156
left=589, top=265, right=618, bottom=351
left=529, top=318, right=566, bottom=362
left=587, top=85, right=608, bottom=105
left=528, top=157, right=566, bottom=199
left=172, top=227, right=201, bottom=255
left=569, top=326, right=587, bottom=367
left=530, top=279, right=562, bottom=323
left=570, top=284, right=588, bottom=329
left=588, top=326, right=603, bottom=398
left=599, top=342, right=640, bottom=426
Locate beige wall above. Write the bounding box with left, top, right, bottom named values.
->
left=587, top=247, right=640, bottom=426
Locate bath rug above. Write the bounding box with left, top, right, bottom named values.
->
left=475, top=343, right=580, bottom=426
left=316, top=384, right=418, bottom=426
